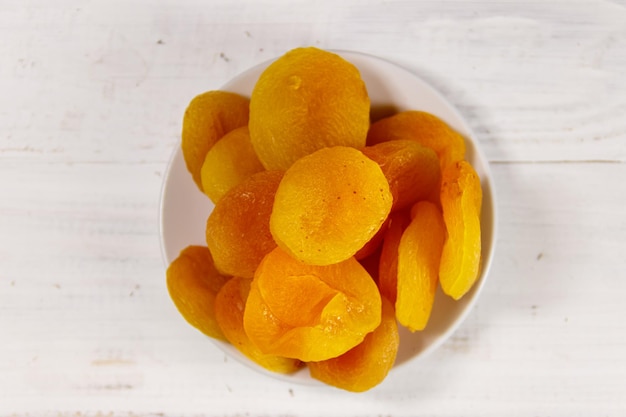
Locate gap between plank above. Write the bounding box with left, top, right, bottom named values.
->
left=490, top=159, right=624, bottom=165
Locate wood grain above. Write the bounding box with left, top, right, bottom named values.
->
left=1, top=0, right=625, bottom=416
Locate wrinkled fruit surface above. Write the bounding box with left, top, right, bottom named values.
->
left=367, top=110, right=465, bottom=172
left=182, top=91, right=249, bottom=190
left=362, top=139, right=441, bottom=212
left=206, top=170, right=283, bottom=278
left=309, top=297, right=399, bottom=392
left=166, top=245, right=230, bottom=341
left=396, top=201, right=446, bottom=331
left=249, top=47, right=370, bottom=170
left=377, top=210, right=411, bottom=305
left=170, top=47, right=488, bottom=392
left=243, top=247, right=382, bottom=362
left=200, top=126, right=264, bottom=204
left=215, top=276, right=302, bottom=374
left=439, top=160, right=483, bottom=300
left=270, top=146, right=392, bottom=266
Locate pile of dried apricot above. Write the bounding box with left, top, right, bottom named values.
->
left=167, top=47, right=483, bottom=392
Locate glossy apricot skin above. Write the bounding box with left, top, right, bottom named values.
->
left=249, top=47, right=370, bottom=170
left=439, top=160, right=483, bottom=300
left=361, top=140, right=441, bottom=212
left=308, top=297, right=399, bottom=392
left=206, top=170, right=283, bottom=278
left=270, top=146, right=392, bottom=266
left=200, top=126, right=265, bottom=203
left=366, top=110, right=466, bottom=172
left=166, top=245, right=230, bottom=341
left=182, top=91, right=250, bottom=190
left=243, top=247, right=382, bottom=362
left=215, top=276, right=302, bottom=374
left=396, top=201, right=446, bottom=331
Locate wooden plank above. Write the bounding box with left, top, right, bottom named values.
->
left=1, top=0, right=626, bottom=415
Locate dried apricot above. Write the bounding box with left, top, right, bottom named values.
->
left=166, top=245, right=230, bottom=341
left=308, top=297, right=399, bottom=392
left=362, top=140, right=441, bottom=212
left=378, top=210, right=411, bottom=305
left=206, top=170, right=282, bottom=278
left=367, top=110, right=465, bottom=171
left=215, top=276, right=302, bottom=374
left=396, top=202, right=445, bottom=331
left=439, top=160, right=482, bottom=300
left=270, top=146, right=392, bottom=266
left=200, top=126, right=265, bottom=203
left=249, top=47, right=370, bottom=170
left=243, top=247, right=382, bottom=362
left=182, top=91, right=250, bottom=190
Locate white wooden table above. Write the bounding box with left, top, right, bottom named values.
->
left=2, top=1, right=625, bottom=415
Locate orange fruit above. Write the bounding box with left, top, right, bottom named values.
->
left=362, top=139, right=441, bottom=212
left=270, top=146, right=392, bottom=266
left=439, top=160, right=483, bottom=300
left=396, top=201, right=445, bottom=331
left=377, top=210, right=411, bottom=305
left=200, top=126, right=265, bottom=203
left=243, top=247, right=382, bottom=362
left=172, top=48, right=488, bottom=388
left=215, top=276, right=302, bottom=374
left=166, top=245, right=230, bottom=340
left=206, top=170, right=282, bottom=278
left=249, top=47, right=370, bottom=170
left=367, top=110, right=465, bottom=172
left=182, top=91, right=249, bottom=190
left=308, top=297, right=399, bottom=392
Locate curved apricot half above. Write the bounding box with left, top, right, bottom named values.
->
left=206, top=170, right=282, bottom=278
left=309, top=297, right=399, bottom=392
left=439, top=160, right=483, bottom=300
left=362, top=139, right=440, bottom=212
left=270, top=146, right=392, bottom=266
left=396, top=201, right=445, bottom=331
left=367, top=110, right=465, bottom=172
left=166, top=245, right=230, bottom=341
left=215, top=276, right=302, bottom=374
left=243, top=247, right=382, bottom=362
left=200, top=126, right=264, bottom=203
left=249, top=47, right=370, bottom=170
left=378, top=210, right=411, bottom=305
left=182, top=91, right=249, bottom=190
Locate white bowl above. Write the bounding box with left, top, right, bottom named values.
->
left=159, top=50, right=497, bottom=385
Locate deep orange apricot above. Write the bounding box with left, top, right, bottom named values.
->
left=396, top=201, right=445, bottom=331
left=243, top=247, right=382, bottom=362
left=200, top=126, right=265, bottom=203
left=206, top=170, right=282, bottom=278
left=378, top=210, right=411, bottom=305
left=270, top=146, right=392, bottom=266
left=182, top=91, right=250, bottom=190
left=249, top=47, right=370, bottom=170
left=166, top=245, right=230, bottom=341
left=362, top=139, right=441, bottom=212
left=308, top=297, right=399, bottom=392
left=215, top=276, right=302, bottom=374
left=366, top=110, right=465, bottom=172
left=439, top=160, right=483, bottom=300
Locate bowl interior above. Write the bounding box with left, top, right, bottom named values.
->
left=159, top=51, right=497, bottom=385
